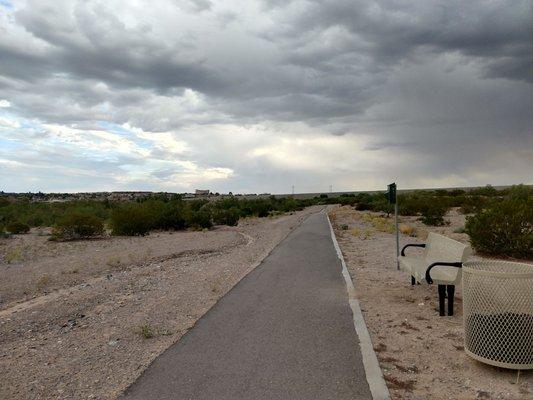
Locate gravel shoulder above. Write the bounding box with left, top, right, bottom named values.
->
left=0, top=206, right=320, bottom=400
left=330, top=206, right=532, bottom=400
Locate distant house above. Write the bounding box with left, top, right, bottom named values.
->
left=195, top=189, right=210, bottom=197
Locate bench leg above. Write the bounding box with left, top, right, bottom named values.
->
left=411, top=276, right=416, bottom=285
left=447, top=285, right=455, bottom=316
left=438, top=285, right=446, bottom=316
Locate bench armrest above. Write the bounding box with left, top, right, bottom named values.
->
left=425, top=262, right=463, bottom=284
left=400, top=243, right=426, bottom=257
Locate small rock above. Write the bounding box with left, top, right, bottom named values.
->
left=406, top=363, right=419, bottom=373
left=476, top=390, right=492, bottom=399
left=381, top=362, right=395, bottom=371
left=108, top=339, right=119, bottom=347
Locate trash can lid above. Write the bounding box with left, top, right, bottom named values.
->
left=463, top=260, right=533, bottom=278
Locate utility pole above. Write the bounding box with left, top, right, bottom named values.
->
left=291, top=185, right=294, bottom=196
left=329, top=185, right=332, bottom=193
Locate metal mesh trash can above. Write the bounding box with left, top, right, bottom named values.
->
left=462, top=260, right=533, bottom=369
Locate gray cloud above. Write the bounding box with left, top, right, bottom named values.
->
left=0, top=0, right=531, bottom=192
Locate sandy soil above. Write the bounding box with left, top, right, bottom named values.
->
left=0, top=206, right=321, bottom=400
left=330, top=206, right=532, bottom=400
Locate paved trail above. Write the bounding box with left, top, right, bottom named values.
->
left=121, top=211, right=372, bottom=400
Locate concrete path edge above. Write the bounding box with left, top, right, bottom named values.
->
left=326, top=211, right=391, bottom=400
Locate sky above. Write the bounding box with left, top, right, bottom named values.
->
left=0, top=0, right=532, bottom=194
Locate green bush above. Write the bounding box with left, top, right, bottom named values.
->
left=465, top=198, right=532, bottom=259
left=398, top=195, right=425, bottom=216
left=0, top=224, right=10, bottom=238
left=185, top=208, right=213, bottom=229
left=213, top=208, right=240, bottom=226
left=159, top=202, right=187, bottom=230
left=147, top=200, right=187, bottom=230
left=460, top=196, right=487, bottom=214
left=420, top=204, right=446, bottom=226
left=52, top=212, right=104, bottom=240
left=110, top=204, right=152, bottom=236
left=6, top=221, right=30, bottom=234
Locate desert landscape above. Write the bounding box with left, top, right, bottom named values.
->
left=1, top=185, right=531, bottom=399
left=0, top=206, right=320, bottom=399
left=1, top=2, right=531, bottom=398
left=330, top=206, right=532, bottom=400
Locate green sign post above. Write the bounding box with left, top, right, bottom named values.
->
left=388, top=183, right=399, bottom=270
left=387, top=183, right=396, bottom=204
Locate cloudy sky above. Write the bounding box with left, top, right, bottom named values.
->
left=0, top=0, right=532, bottom=194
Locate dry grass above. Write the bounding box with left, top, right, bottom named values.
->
left=399, top=224, right=417, bottom=237
left=362, top=214, right=395, bottom=234
left=106, top=256, right=122, bottom=267
left=349, top=228, right=361, bottom=237
left=36, top=274, right=51, bottom=290
left=138, top=324, right=154, bottom=339
left=4, top=246, right=23, bottom=264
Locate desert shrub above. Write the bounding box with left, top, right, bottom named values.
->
left=185, top=208, right=213, bottom=229
left=159, top=203, right=186, bottom=230
left=278, top=198, right=303, bottom=212
left=4, top=246, right=23, bottom=263
left=398, top=195, right=425, bottom=216
left=450, top=189, right=466, bottom=197
left=52, top=211, right=104, bottom=240
left=340, top=224, right=349, bottom=230
left=420, top=204, right=446, bottom=226
left=0, top=226, right=9, bottom=238
left=349, top=228, right=360, bottom=237
left=399, top=224, right=417, bottom=237
left=213, top=208, right=240, bottom=226
left=110, top=204, right=152, bottom=236
left=150, top=200, right=187, bottom=230
left=460, top=196, right=487, bottom=214
left=355, top=202, right=372, bottom=211
left=354, top=193, right=390, bottom=213
left=251, top=200, right=272, bottom=217
left=371, top=217, right=395, bottom=233
left=6, top=221, right=30, bottom=234
left=465, top=197, right=532, bottom=259
left=470, top=184, right=498, bottom=197
left=507, top=184, right=533, bottom=200
left=139, top=324, right=154, bottom=339
left=188, top=199, right=209, bottom=211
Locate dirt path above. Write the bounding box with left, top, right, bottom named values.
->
left=330, top=206, right=532, bottom=400
left=0, top=207, right=320, bottom=400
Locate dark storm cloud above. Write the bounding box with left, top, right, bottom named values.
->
left=12, top=7, right=226, bottom=94
left=2, top=0, right=531, bottom=125
left=263, top=0, right=533, bottom=82
left=0, top=0, right=532, bottom=192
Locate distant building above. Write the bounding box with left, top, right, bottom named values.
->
left=195, top=189, right=210, bottom=197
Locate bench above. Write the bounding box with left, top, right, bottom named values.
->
left=398, top=232, right=472, bottom=316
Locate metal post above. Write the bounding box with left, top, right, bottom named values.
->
left=387, top=182, right=399, bottom=270
left=395, top=202, right=399, bottom=270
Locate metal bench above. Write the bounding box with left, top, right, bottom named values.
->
left=398, top=232, right=472, bottom=316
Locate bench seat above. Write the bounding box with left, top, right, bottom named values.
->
left=398, top=232, right=472, bottom=316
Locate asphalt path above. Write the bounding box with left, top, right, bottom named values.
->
left=121, top=211, right=372, bottom=400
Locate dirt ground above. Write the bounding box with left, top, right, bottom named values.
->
left=0, top=206, right=320, bottom=400
left=330, top=206, right=532, bottom=400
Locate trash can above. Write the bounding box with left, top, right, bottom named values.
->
left=462, top=260, right=533, bottom=369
